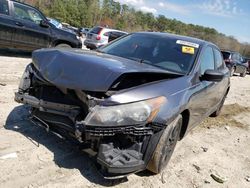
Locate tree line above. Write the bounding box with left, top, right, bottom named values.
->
left=20, top=0, right=250, bottom=57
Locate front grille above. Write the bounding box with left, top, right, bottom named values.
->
left=85, top=126, right=153, bottom=136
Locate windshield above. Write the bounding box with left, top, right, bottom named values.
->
left=99, top=33, right=199, bottom=74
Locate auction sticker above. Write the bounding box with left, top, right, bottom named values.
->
left=182, top=46, right=195, bottom=54
left=176, top=40, right=199, bottom=48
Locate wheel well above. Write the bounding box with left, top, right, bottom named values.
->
left=179, top=109, right=190, bottom=140
left=53, top=40, right=73, bottom=47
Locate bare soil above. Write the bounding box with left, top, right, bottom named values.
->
left=0, top=52, right=249, bottom=188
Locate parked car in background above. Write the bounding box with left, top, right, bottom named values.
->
left=61, top=22, right=80, bottom=35
left=80, top=27, right=91, bottom=36
left=47, top=17, right=78, bottom=35
left=0, top=0, right=82, bottom=51
left=108, top=31, right=128, bottom=42
left=221, top=50, right=248, bottom=77
left=243, top=57, right=250, bottom=73
left=84, top=26, right=127, bottom=49
left=15, top=32, right=230, bottom=178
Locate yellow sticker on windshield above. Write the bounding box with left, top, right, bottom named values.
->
left=182, top=46, right=194, bottom=54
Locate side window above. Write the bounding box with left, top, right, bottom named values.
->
left=214, top=49, right=224, bottom=69
left=103, top=32, right=110, bottom=37
left=0, top=0, right=9, bottom=15
left=199, top=47, right=215, bottom=75
left=13, top=2, right=43, bottom=24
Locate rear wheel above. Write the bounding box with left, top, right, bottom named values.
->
left=55, top=43, right=71, bottom=48
left=147, top=115, right=182, bottom=174
left=240, top=69, right=247, bottom=77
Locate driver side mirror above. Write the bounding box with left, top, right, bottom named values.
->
left=40, top=20, right=50, bottom=28
left=201, top=69, right=224, bottom=82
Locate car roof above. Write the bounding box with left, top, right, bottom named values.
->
left=92, top=26, right=128, bottom=34
left=133, top=32, right=212, bottom=48
left=9, top=0, right=35, bottom=8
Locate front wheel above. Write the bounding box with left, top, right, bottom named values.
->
left=147, top=115, right=182, bottom=174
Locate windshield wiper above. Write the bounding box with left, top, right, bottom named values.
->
left=127, top=57, right=152, bottom=64
left=128, top=57, right=184, bottom=75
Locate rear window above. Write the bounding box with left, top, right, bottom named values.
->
left=221, top=52, right=230, bottom=60
left=100, top=33, right=199, bottom=74
left=89, top=27, right=103, bottom=34
left=0, top=0, right=9, bottom=15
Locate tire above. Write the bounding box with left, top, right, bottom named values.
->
left=147, top=115, right=182, bottom=174
left=210, top=93, right=227, bottom=117
left=240, top=69, right=247, bottom=77
left=230, top=66, right=235, bottom=77
left=55, top=43, right=72, bottom=48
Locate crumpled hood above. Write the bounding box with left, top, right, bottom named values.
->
left=32, top=48, right=169, bottom=92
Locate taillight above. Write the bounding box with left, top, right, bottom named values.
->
left=96, top=35, right=101, bottom=40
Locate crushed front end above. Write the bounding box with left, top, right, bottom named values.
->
left=15, top=63, right=167, bottom=178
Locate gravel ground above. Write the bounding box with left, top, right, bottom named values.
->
left=0, top=51, right=249, bottom=188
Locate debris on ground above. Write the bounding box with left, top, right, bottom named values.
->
left=192, top=164, right=201, bottom=173
left=0, top=152, right=17, bottom=160
left=0, top=83, right=7, bottom=86
left=201, top=147, right=208, bottom=152
left=210, top=173, right=227, bottom=184
left=204, top=180, right=210, bottom=184
left=245, top=176, right=250, bottom=182
left=161, top=172, right=166, bottom=184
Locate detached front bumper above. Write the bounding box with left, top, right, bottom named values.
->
left=15, top=91, right=164, bottom=177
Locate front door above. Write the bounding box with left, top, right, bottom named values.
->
left=11, top=1, right=51, bottom=51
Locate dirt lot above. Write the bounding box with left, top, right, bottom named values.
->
left=0, top=52, right=249, bottom=188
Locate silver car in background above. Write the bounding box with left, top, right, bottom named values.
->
left=84, top=26, right=127, bottom=49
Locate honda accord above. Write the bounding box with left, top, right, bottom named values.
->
left=15, top=32, right=230, bottom=178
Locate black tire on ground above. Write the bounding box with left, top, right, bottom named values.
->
left=55, top=43, right=72, bottom=48
left=230, top=66, right=235, bottom=77
left=147, top=115, right=182, bottom=174
left=210, top=93, right=227, bottom=117
left=240, top=69, right=247, bottom=77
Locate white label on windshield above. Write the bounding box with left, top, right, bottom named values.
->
left=176, top=40, right=199, bottom=48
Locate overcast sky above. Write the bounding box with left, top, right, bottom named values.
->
left=115, top=0, right=250, bottom=43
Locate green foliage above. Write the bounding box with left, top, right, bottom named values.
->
left=20, top=0, right=250, bottom=56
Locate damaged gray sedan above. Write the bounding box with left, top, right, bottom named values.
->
left=15, top=32, right=230, bottom=178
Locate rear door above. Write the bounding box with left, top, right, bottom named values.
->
left=0, top=0, right=15, bottom=48
left=11, top=1, right=51, bottom=50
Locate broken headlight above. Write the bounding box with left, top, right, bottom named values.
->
left=19, top=65, right=31, bottom=91
left=84, top=96, right=166, bottom=126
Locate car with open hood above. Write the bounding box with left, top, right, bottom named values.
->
left=15, top=32, right=230, bottom=178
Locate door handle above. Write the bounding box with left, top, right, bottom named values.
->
left=15, top=22, right=24, bottom=27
